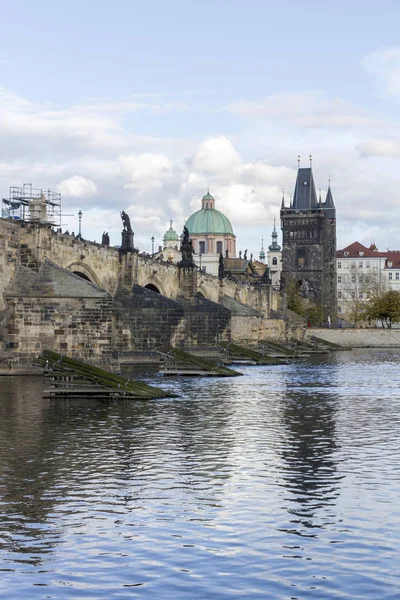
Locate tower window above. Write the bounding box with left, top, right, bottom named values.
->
left=199, top=241, right=206, bottom=254
left=272, top=257, right=277, bottom=266
left=296, top=248, right=306, bottom=267
left=216, top=241, right=223, bottom=254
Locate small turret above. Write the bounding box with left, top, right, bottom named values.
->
left=268, top=218, right=281, bottom=251
left=259, top=238, right=266, bottom=263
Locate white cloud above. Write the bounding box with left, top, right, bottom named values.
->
left=118, top=153, right=174, bottom=191
left=228, top=92, right=380, bottom=129
left=193, top=136, right=241, bottom=172
left=1, top=84, right=400, bottom=254
left=362, top=47, right=400, bottom=97
left=58, top=175, right=97, bottom=197
left=357, top=137, right=400, bottom=158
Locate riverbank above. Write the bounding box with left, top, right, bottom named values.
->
left=312, top=327, right=400, bottom=347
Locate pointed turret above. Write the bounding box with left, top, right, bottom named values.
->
left=268, top=218, right=281, bottom=251
left=292, top=167, right=318, bottom=210
left=259, top=238, right=266, bottom=263
left=323, top=185, right=336, bottom=218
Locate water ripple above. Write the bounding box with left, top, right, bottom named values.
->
left=0, top=349, right=399, bottom=598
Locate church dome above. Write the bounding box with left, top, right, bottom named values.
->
left=185, top=192, right=234, bottom=235
left=186, top=209, right=234, bottom=235
left=163, top=220, right=179, bottom=243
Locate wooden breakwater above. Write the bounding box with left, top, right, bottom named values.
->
left=36, top=350, right=176, bottom=399
left=158, top=347, right=242, bottom=377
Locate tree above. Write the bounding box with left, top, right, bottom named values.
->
left=339, top=265, right=388, bottom=327
left=364, top=290, right=400, bottom=328
left=285, top=277, right=323, bottom=326
left=286, top=278, right=303, bottom=315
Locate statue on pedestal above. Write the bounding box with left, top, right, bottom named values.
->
left=120, top=211, right=134, bottom=251
left=218, top=253, right=224, bottom=280
left=178, top=226, right=195, bottom=268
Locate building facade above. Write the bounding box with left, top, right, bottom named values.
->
left=267, top=220, right=282, bottom=290
left=336, top=241, right=400, bottom=319
left=280, top=166, right=337, bottom=321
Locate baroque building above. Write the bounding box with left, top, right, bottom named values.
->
left=185, top=191, right=236, bottom=276
left=280, top=164, right=337, bottom=320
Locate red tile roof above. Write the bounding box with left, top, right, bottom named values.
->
left=336, top=241, right=400, bottom=268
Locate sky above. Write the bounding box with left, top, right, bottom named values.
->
left=1, top=0, right=400, bottom=255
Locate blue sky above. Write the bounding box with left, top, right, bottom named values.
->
left=1, top=0, right=400, bottom=253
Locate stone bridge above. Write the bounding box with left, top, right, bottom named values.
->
left=0, top=220, right=285, bottom=364
left=0, top=220, right=277, bottom=313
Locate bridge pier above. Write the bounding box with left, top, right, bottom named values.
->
left=177, top=267, right=198, bottom=300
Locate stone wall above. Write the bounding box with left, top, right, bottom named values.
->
left=3, top=261, right=113, bottom=360
left=0, top=220, right=22, bottom=310
left=312, top=327, right=400, bottom=347
left=174, top=297, right=231, bottom=347
left=112, top=285, right=185, bottom=352
left=4, top=296, right=113, bottom=359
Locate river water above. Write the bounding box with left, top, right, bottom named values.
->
left=0, top=349, right=399, bottom=599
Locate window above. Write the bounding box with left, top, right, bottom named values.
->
left=344, top=252, right=349, bottom=256
left=359, top=251, right=364, bottom=256
left=297, top=248, right=306, bottom=267
left=396, top=273, right=400, bottom=280
left=351, top=291, right=356, bottom=298
left=338, top=261, right=342, bottom=269
left=272, top=257, right=277, bottom=266
left=351, top=275, right=356, bottom=283
left=338, top=306, right=342, bottom=313
left=366, top=263, right=370, bottom=268
left=351, top=262, right=356, bottom=268
left=338, top=275, right=342, bottom=283
left=338, top=291, right=342, bottom=298
left=216, top=241, right=223, bottom=254
left=359, top=262, right=363, bottom=268
left=389, top=272, right=393, bottom=280
left=199, top=241, right=206, bottom=254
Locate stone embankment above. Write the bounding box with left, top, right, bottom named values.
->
left=312, top=328, right=400, bottom=348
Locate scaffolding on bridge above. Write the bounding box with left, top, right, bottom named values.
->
left=1, top=183, right=62, bottom=226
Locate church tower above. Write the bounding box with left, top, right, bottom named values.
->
left=280, top=160, right=337, bottom=321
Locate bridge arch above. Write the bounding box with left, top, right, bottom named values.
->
left=197, top=286, right=210, bottom=300
left=142, top=276, right=167, bottom=297
left=66, top=262, right=101, bottom=287
left=145, top=283, right=161, bottom=294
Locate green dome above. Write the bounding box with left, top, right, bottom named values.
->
left=163, top=221, right=179, bottom=242
left=185, top=208, right=234, bottom=235
left=202, top=192, right=215, bottom=201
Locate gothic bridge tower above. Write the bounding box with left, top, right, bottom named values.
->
left=280, top=161, right=337, bottom=321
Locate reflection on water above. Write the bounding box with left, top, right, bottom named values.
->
left=0, top=349, right=400, bottom=599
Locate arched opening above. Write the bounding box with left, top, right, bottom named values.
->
left=66, top=262, right=101, bottom=287
left=72, top=271, right=92, bottom=282
left=145, top=283, right=161, bottom=294
left=272, top=257, right=278, bottom=266
left=197, top=291, right=205, bottom=299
